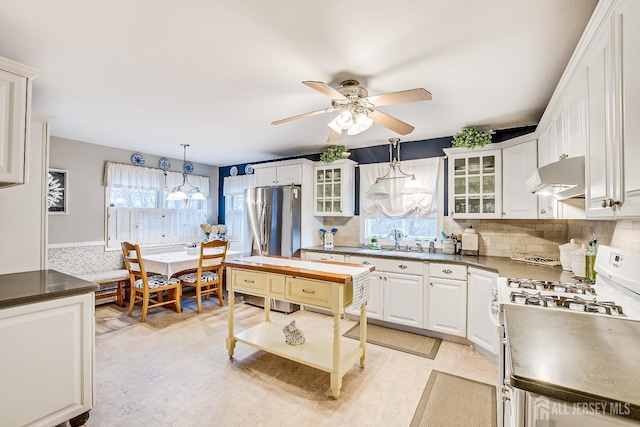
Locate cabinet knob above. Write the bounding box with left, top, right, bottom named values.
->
left=430, top=282, right=434, bottom=286
left=362, top=261, right=371, bottom=265
left=399, top=265, right=408, bottom=270
left=442, top=269, right=453, bottom=274
left=540, top=209, right=546, bottom=214
left=302, top=289, right=316, bottom=294
left=602, top=198, right=621, bottom=208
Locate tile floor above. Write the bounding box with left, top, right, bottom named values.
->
left=86, top=297, right=497, bottom=427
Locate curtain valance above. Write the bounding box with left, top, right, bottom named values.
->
left=105, top=162, right=210, bottom=195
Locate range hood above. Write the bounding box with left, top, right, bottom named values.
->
left=525, top=155, right=585, bottom=200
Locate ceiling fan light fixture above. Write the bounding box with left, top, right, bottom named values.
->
left=327, top=117, right=343, bottom=134
left=347, top=112, right=373, bottom=135
left=335, top=110, right=354, bottom=130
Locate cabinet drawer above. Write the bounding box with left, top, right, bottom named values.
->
left=231, top=269, right=267, bottom=295
left=304, top=251, right=345, bottom=262
left=286, top=277, right=331, bottom=308
left=429, top=263, right=467, bottom=281
left=350, top=256, right=423, bottom=275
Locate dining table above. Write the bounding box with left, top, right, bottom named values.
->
left=141, top=249, right=243, bottom=278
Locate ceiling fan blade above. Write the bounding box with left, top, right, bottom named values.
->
left=303, top=81, right=348, bottom=100
left=271, top=108, right=336, bottom=125
left=367, top=88, right=432, bottom=107
left=327, top=130, right=343, bottom=143
left=369, top=110, right=415, bottom=135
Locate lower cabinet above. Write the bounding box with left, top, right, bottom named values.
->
left=0, top=293, right=94, bottom=427
left=467, top=267, right=499, bottom=357
left=361, top=272, right=384, bottom=321
left=383, top=271, right=423, bottom=328
left=427, top=263, right=467, bottom=337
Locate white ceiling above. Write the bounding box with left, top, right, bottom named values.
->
left=0, top=0, right=597, bottom=167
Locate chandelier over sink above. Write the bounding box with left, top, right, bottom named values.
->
left=367, top=138, right=428, bottom=198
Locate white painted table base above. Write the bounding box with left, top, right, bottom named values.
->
left=225, top=269, right=367, bottom=399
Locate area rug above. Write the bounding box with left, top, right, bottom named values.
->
left=410, top=370, right=497, bottom=427
left=343, top=323, right=442, bottom=359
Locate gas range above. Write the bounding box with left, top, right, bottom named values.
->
left=496, top=245, right=640, bottom=321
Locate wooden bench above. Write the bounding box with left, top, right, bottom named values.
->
left=79, top=270, right=130, bottom=307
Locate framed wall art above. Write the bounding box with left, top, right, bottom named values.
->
left=47, top=169, right=68, bottom=214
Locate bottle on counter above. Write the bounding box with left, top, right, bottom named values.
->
left=456, top=234, right=462, bottom=255
left=586, top=236, right=598, bottom=282
left=428, top=238, right=435, bottom=253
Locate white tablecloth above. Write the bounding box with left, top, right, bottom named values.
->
left=142, top=250, right=242, bottom=278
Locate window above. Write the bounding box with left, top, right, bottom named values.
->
left=223, top=175, right=255, bottom=249
left=360, top=157, right=443, bottom=245
left=105, top=162, right=209, bottom=248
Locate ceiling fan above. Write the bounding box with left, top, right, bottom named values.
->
left=271, top=80, right=432, bottom=143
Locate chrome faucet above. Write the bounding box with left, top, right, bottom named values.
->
left=392, top=229, right=403, bottom=251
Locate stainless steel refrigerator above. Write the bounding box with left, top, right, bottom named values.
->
left=243, top=185, right=301, bottom=313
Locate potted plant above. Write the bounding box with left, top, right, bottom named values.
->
left=370, top=237, right=378, bottom=249
left=320, top=145, right=349, bottom=163
left=452, top=127, right=495, bottom=149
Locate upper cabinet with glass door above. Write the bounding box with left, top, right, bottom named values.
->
left=444, top=147, right=502, bottom=219
left=313, top=159, right=356, bottom=216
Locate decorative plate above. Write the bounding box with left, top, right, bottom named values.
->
left=158, top=158, right=171, bottom=171
left=245, top=164, right=254, bottom=175
left=184, top=161, right=194, bottom=174
left=230, top=166, right=238, bottom=176
left=131, top=153, right=145, bottom=167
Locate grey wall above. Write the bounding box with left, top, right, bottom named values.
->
left=49, top=137, right=219, bottom=244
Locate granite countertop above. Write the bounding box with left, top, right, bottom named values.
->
left=504, top=304, right=640, bottom=421
left=302, top=246, right=566, bottom=281
left=0, top=269, right=100, bottom=309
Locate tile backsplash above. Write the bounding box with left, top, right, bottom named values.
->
left=321, top=216, right=640, bottom=257
left=444, top=217, right=567, bottom=258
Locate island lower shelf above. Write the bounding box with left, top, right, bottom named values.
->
left=224, top=257, right=373, bottom=399
left=235, top=322, right=363, bottom=373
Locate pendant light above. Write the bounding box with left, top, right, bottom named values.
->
left=370, top=138, right=428, bottom=195
left=167, top=144, right=206, bottom=201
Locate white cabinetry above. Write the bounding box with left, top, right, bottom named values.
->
left=583, top=0, right=640, bottom=218
left=0, top=56, right=39, bottom=187
left=584, top=16, right=617, bottom=218
left=467, top=267, right=499, bottom=358
left=346, top=256, right=424, bottom=327
left=502, top=138, right=538, bottom=219
left=613, top=0, right=640, bottom=217
left=427, top=263, right=467, bottom=337
left=254, top=163, right=302, bottom=186
left=313, top=159, right=356, bottom=216
left=303, top=251, right=345, bottom=262
left=383, top=271, right=424, bottom=328
left=0, top=114, right=52, bottom=274
left=0, top=293, right=94, bottom=427
left=445, top=147, right=502, bottom=219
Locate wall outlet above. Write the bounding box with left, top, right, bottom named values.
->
left=483, top=236, right=491, bottom=246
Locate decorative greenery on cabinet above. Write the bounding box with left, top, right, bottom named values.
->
left=452, top=127, right=494, bottom=149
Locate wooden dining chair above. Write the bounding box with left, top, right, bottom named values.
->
left=121, top=241, right=182, bottom=322
left=177, top=240, right=228, bottom=313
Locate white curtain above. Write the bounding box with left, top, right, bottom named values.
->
left=223, top=174, right=255, bottom=196
left=360, top=157, right=442, bottom=219
left=105, top=162, right=210, bottom=194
